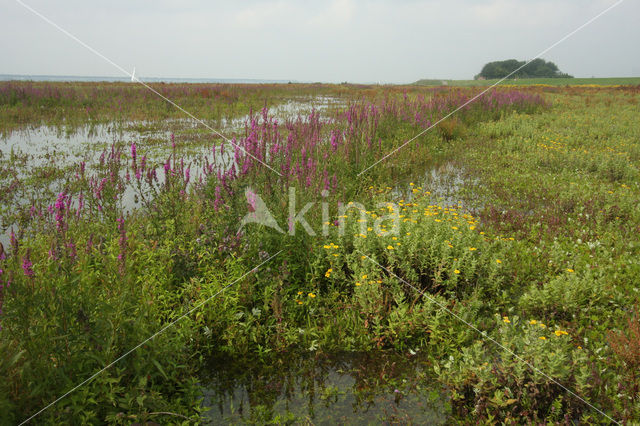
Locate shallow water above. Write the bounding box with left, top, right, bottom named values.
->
left=201, top=352, right=449, bottom=424
left=391, top=161, right=470, bottom=209
left=0, top=96, right=344, bottom=246
left=0, top=96, right=342, bottom=166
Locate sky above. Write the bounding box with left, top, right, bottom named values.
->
left=1, top=0, right=639, bottom=83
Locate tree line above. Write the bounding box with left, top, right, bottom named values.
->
left=476, top=58, right=573, bottom=79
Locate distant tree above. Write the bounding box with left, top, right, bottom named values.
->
left=476, top=59, right=572, bottom=79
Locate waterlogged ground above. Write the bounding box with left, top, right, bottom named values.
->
left=0, top=95, right=344, bottom=244
left=202, top=352, right=448, bottom=424
left=1, top=82, right=640, bottom=424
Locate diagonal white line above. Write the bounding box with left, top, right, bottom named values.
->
left=356, top=249, right=620, bottom=424
left=14, top=0, right=282, bottom=177
left=19, top=250, right=283, bottom=425
left=357, top=0, right=626, bottom=176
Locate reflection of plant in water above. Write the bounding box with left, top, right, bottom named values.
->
left=202, top=352, right=446, bottom=424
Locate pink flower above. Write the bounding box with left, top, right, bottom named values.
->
left=246, top=189, right=257, bottom=212
left=22, top=250, right=34, bottom=277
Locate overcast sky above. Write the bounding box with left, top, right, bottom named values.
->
left=1, top=0, right=638, bottom=83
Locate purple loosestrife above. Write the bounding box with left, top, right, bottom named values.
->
left=164, top=158, right=171, bottom=185
left=22, top=249, right=34, bottom=277
left=330, top=130, right=339, bottom=151
left=214, top=185, right=222, bottom=212
left=54, top=191, right=68, bottom=232
left=48, top=245, right=57, bottom=260
left=67, top=240, right=77, bottom=259
left=10, top=230, right=18, bottom=254
left=247, top=189, right=257, bottom=212
left=76, top=193, right=84, bottom=217
left=86, top=234, right=94, bottom=254
left=146, top=168, right=157, bottom=185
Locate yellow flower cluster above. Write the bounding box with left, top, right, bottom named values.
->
left=295, top=291, right=316, bottom=305
left=355, top=277, right=383, bottom=287
left=522, top=319, right=570, bottom=339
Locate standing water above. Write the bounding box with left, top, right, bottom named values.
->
left=201, top=352, right=449, bottom=424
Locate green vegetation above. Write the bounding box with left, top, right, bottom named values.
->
left=0, top=81, right=359, bottom=135
left=414, top=76, right=640, bottom=87
left=476, top=58, right=572, bottom=80
left=1, top=81, right=639, bottom=423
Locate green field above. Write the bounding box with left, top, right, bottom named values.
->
left=1, top=82, right=640, bottom=424
left=414, top=76, right=640, bottom=86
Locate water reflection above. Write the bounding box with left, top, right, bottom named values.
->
left=0, top=96, right=344, bottom=246
left=201, top=352, right=448, bottom=424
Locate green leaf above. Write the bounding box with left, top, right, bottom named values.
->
left=152, top=359, right=169, bottom=380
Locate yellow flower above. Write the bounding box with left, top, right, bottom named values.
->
left=454, top=269, right=461, bottom=274
left=308, top=293, right=316, bottom=298
left=297, top=300, right=303, bottom=305
left=554, top=330, right=569, bottom=336
left=469, top=226, right=476, bottom=230
left=387, top=245, right=394, bottom=250
left=529, top=320, right=537, bottom=325
left=451, top=226, right=458, bottom=230
left=539, top=323, right=546, bottom=328
left=361, top=255, right=366, bottom=260
left=362, top=274, right=368, bottom=279
left=496, top=259, right=502, bottom=264
left=355, top=282, right=362, bottom=286
left=503, top=316, right=510, bottom=324
left=297, top=291, right=303, bottom=295
left=325, top=268, right=332, bottom=278
left=469, top=247, right=477, bottom=251
left=566, top=268, right=574, bottom=273
left=539, top=336, right=546, bottom=340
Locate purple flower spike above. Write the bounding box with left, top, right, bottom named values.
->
left=22, top=250, right=34, bottom=277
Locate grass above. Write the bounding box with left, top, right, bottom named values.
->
left=414, top=76, right=640, bottom=87
left=1, top=82, right=639, bottom=423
